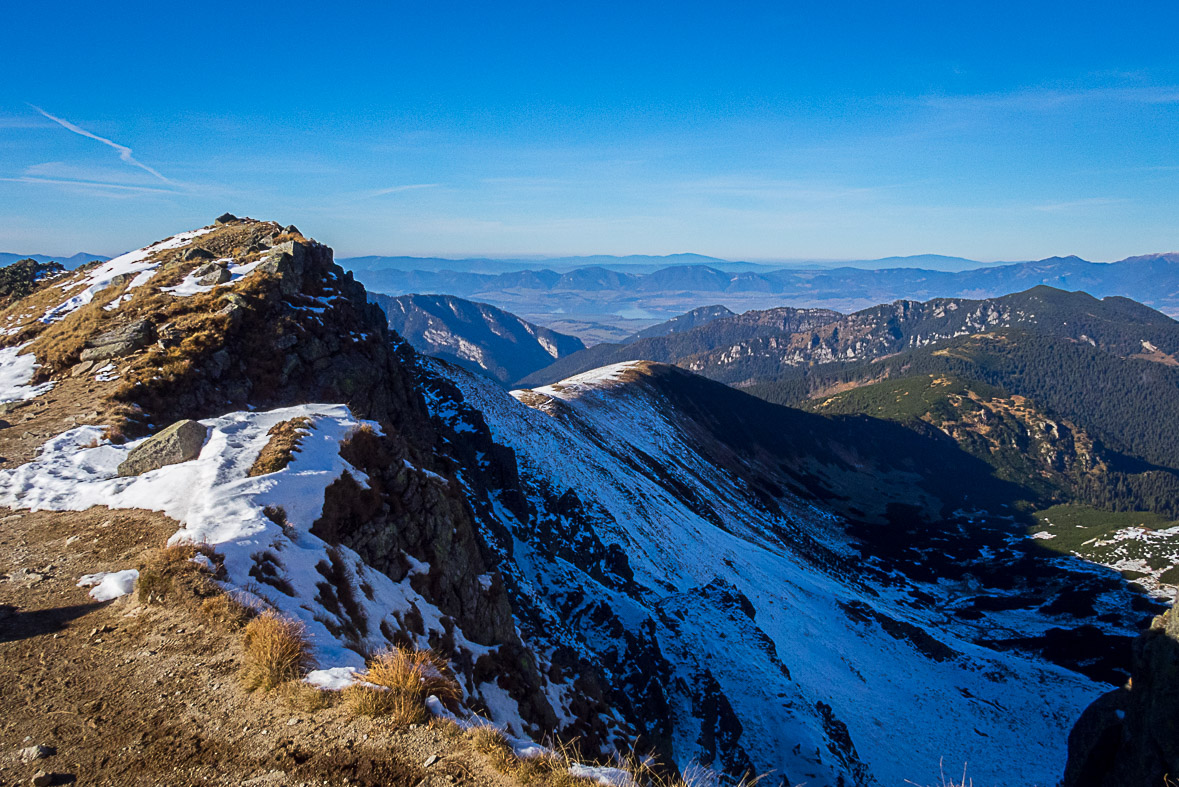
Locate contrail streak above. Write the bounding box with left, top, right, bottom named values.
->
left=28, top=104, right=171, bottom=183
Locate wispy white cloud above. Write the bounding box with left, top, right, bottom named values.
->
left=1030, top=197, right=1129, bottom=213
left=921, top=85, right=1179, bottom=113
left=28, top=104, right=172, bottom=183
left=0, top=176, right=179, bottom=196
left=342, top=183, right=440, bottom=202
left=367, top=183, right=439, bottom=197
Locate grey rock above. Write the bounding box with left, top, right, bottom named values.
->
left=116, top=420, right=207, bottom=477
left=21, top=744, right=53, bottom=762
left=0, top=399, right=31, bottom=416
left=283, top=224, right=300, bottom=235
left=196, top=266, right=232, bottom=286
left=218, top=294, right=249, bottom=329
left=424, top=755, right=439, bottom=767
left=80, top=320, right=153, bottom=362
left=182, top=247, right=215, bottom=261
left=207, top=349, right=231, bottom=379
left=256, top=242, right=309, bottom=296
left=214, top=212, right=238, bottom=225
left=190, top=262, right=220, bottom=278
left=31, top=770, right=52, bottom=787
left=156, top=324, right=183, bottom=349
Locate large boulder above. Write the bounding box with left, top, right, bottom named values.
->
left=116, top=419, right=208, bottom=477
left=191, top=262, right=232, bottom=285
left=255, top=241, right=309, bottom=296
left=80, top=320, right=153, bottom=362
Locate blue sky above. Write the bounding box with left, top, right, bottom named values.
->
left=3, top=1, right=1178, bottom=261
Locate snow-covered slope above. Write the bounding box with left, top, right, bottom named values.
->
left=422, top=359, right=1150, bottom=786
left=0, top=219, right=1155, bottom=787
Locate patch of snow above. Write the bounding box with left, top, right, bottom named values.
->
left=403, top=458, right=447, bottom=484
left=42, top=227, right=213, bottom=323
left=162, top=257, right=265, bottom=297
left=77, top=569, right=138, bottom=601
left=568, top=764, right=635, bottom=787
left=1031, top=530, right=1057, bottom=540
left=524, top=361, right=642, bottom=400
left=94, top=363, right=118, bottom=382
left=189, top=554, right=215, bottom=572
left=305, top=666, right=366, bottom=691
left=0, top=344, right=53, bottom=404
left=0, top=402, right=504, bottom=724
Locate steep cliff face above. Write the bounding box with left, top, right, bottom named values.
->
left=1063, top=601, right=1179, bottom=787
left=0, top=217, right=576, bottom=739
left=419, top=359, right=1152, bottom=786
left=370, top=292, right=585, bottom=385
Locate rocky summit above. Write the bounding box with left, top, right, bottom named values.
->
left=0, top=217, right=1172, bottom=787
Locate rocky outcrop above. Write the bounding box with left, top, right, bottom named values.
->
left=1062, top=601, right=1179, bottom=787
left=117, top=419, right=207, bottom=476
left=80, top=320, right=153, bottom=362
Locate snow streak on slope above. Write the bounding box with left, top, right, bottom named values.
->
left=428, top=359, right=1115, bottom=787
left=0, top=343, right=54, bottom=403
left=41, top=228, right=214, bottom=323
left=0, top=404, right=512, bottom=708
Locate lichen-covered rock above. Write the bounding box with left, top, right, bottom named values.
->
left=1062, top=602, right=1179, bottom=786
left=195, top=265, right=232, bottom=286
left=116, top=419, right=207, bottom=477
left=79, top=320, right=153, bottom=362
left=182, top=247, right=215, bottom=261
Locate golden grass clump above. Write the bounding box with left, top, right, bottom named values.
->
left=200, top=593, right=254, bottom=630
left=343, top=646, right=460, bottom=724
left=278, top=679, right=335, bottom=712
left=136, top=542, right=220, bottom=604
left=249, top=417, right=314, bottom=476
left=240, top=610, right=314, bottom=691
left=463, top=726, right=600, bottom=787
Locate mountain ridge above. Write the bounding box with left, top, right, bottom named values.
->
left=0, top=217, right=1165, bottom=786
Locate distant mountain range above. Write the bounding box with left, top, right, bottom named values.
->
left=369, top=293, right=585, bottom=384
left=341, top=252, right=1004, bottom=275
left=346, top=251, right=1179, bottom=324
left=0, top=252, right=108, bottom=269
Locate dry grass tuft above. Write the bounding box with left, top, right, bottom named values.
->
left=343, top=645, right=460, bottom=724
left=249, top=417, right=314, bottom=476
left=240, top=610, right=314, bottom=691
left=464, top=726, right=600, bottom=786
left=200, top=593, right=254, bottom=630
left=612, top=753, right=767, bottom=787
left=905, top=761, right=971, bottom=787
left=137, top=542, right=220, bottom=604
left=343, top=684, right=428, bottom=724
left=278, top=679, right=335, bottom=712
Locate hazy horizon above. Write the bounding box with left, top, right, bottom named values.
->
left=5, top=3, right=1178, bottom=262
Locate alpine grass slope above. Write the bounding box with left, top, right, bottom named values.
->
left=0, top=218, right=1158, bottom=786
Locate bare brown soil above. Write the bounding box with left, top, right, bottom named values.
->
left=0, top=507, right=520, bottom=787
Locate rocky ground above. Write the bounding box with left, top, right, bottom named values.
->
left=0, top=506, right=521, bottom=787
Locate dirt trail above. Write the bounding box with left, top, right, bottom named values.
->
left=0, top=507, right=519, bottom=787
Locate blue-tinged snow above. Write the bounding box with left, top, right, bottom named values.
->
left=428, top=359, right=1108, bottom=787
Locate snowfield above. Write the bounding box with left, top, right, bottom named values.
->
left=0, top=402, right=535, bottom=732
left=424, top=359, right=1117, bottom=787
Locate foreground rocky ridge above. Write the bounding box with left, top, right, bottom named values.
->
left=0, top=217, right=580, bottom=741
left=0, top=218, right=1163, bottom=785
